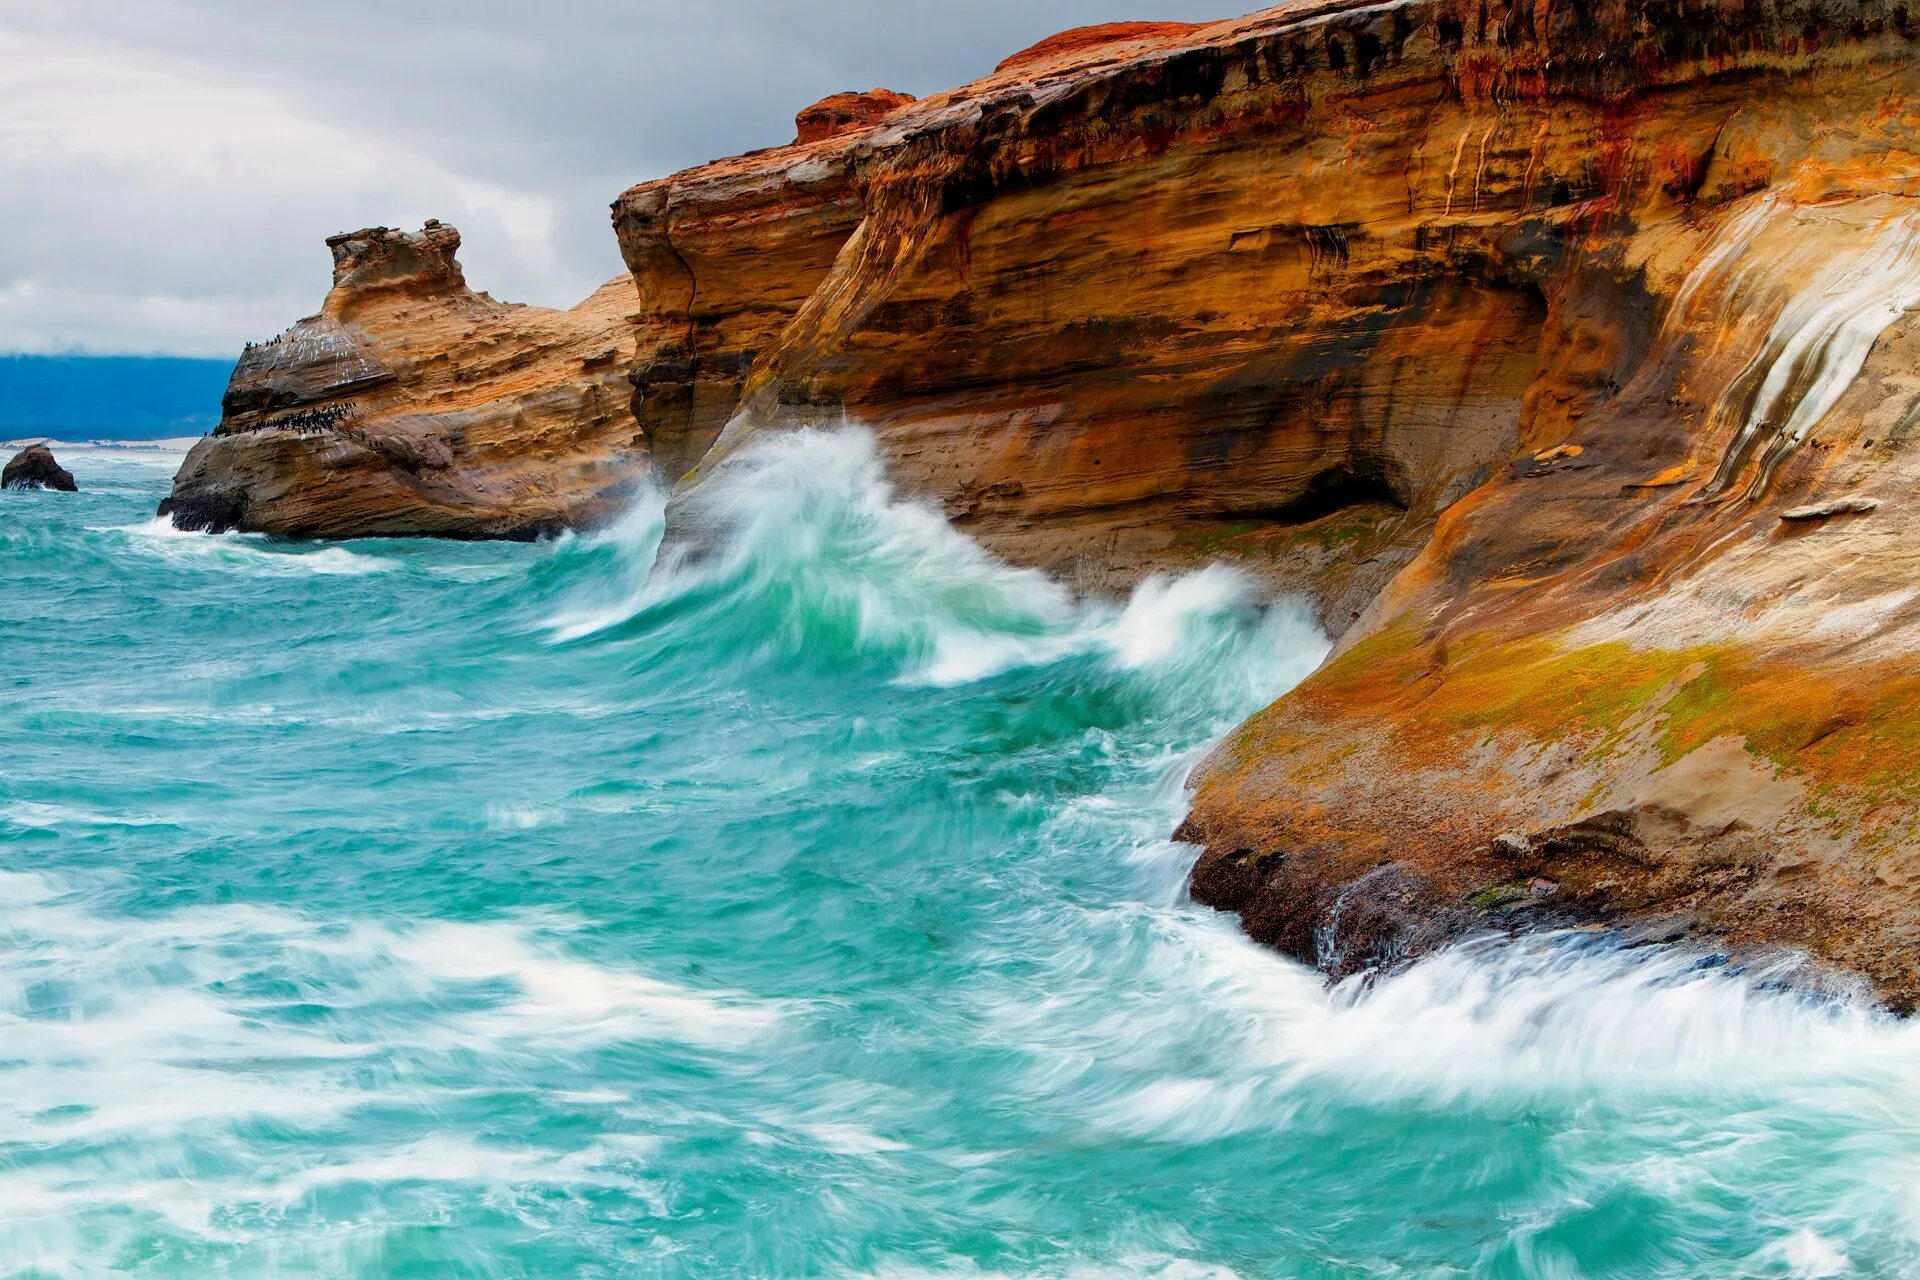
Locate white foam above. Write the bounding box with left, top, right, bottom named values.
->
left=988, top=902, right=1916, bottom=1153
left=542, top=484, right=670, bottom=641
left=548, top=427, right=1328, bottom=698
left=112, top=516, right=394, bottom=575
left=859, top=1257, right=1246, bottom=1280
left=0, top=874, right=776, bottom=1264
left=0, top=800, right=171, bottom=829
left=1761, top=1229, right=1852, bottom=1278
left=0, top=872, right=781, bottom=1170
left=1098, top=565, right=1255, bottom=670
left=482, top=800, right=568, bottom=830
left=386, top=919, right=781, bottom=1051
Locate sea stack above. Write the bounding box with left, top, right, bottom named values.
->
left=158, top=221, right=641, bottom=539
left=2, top=444, right=78, bottom=492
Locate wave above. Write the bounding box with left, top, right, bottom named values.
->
left=0, top=868, right=781, bottom=1144
left=544, top=427, right=1328, bottom=700
left=15, top=416, right=1907, bottom=1273
left=988, top=897, right=1906, bottom=1133
left=111, top=516, right=396, bottom=575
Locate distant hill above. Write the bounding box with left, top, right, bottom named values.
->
left=0, top=354, right=233, bottom=441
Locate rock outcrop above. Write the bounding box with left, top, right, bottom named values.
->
left=162, top=222, right=642, bottom=539
left=795, top=89, right=916, bottom=144
left=992, top=21, right=1204, bottom=73
left=3, top=445, right=77, bottom=492
left=165, top=0, right=1920, bottom=1003
left=647, top=0, right=1920, bottom=1003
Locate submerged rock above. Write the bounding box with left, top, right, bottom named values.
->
left=3, top=445, right=77, bottom=492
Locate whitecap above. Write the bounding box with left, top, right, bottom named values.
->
left=110, top=516, right=394, bottom=575
left=384, top=918, right=783, bottom=1051
left=482, top=800, right=568, bottom=830
left=1758, top=1229, right=1851, bottom=1278
left=545, top=426, right=1329, bottom=701
left=0, top=800, right=172, bottom=830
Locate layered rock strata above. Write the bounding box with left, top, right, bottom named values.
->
left=1166, top=4, right=1920, bottom=1006
left=162, top=223, right=642, bottom=539
left=626, top=0, right=1920, bottom=1003
left=165, top=0, right=1920, bottom=1002
left=610, top=92, right=918, bottom=483
left=795, top=90, right=917, bottom=145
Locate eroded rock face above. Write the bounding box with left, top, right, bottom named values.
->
left=992, top=21, right=1203, bottom=73
left=627, top=0, right=1920, bottom=1002
left=676, top=8, right=1559, bottom=609
left=612, top=123, right=877, bottom=482
left=1163, top=5, right=1920, bottom=1007
left=3, top=445, right=77, bottom=492
left=161, top=222, right=643, bottom=539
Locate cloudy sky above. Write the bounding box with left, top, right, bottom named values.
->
left=2, top=1, right=1230, bottom=357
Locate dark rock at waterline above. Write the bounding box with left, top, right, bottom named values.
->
left=2, top=445, right=77, bottom=492
left=156, top=488, right=246, bottom=533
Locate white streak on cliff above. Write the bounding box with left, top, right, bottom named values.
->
left=1693, top=199, right=1920, bottom=499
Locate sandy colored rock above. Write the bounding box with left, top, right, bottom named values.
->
left=611, top=121, right=882, bottom=483
left=1164, top=0, right=1920, bottom=1006
left=1781, top=496, right=1879, bottom=521
left=161, top=0, right=1920, bottom=1004
left=162, top=223, right=643, bottom=539
left=994, top=22, right=1204, bottom=74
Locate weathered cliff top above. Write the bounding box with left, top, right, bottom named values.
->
left=993, top=20, right=1206, bottom=72
left=323, top=220, right=466, bottom=299
left=795, top=89, right=917, bottom=144
left=164, top=223, right=641, bottom=539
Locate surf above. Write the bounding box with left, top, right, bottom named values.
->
left=3, top=431, right=1916, bottom=1276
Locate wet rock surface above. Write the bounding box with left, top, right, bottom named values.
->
left=3, top=445, right=77, bottom=492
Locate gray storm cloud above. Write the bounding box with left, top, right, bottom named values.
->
left=0, top=1, right=1229, bottom=356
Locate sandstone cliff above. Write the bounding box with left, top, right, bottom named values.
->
left=162, top=223, right=642, bottom=539
left=1154, top=0, right=1920, bottom=1005
left=164, top=0, right=1920, bottom=1003
left=643, top=0, right=1920, bottom=1005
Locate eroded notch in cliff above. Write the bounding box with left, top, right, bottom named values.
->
left=1241, top=455, right=1410, bottom=527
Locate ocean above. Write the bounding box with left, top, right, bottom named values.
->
left=2, top=432, right=1912, bottom=1276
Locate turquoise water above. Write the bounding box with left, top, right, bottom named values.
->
left=5, top=433, right=1920, bottom=1277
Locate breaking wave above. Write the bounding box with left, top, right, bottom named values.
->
left=544, top=427, right=1325, bottom=700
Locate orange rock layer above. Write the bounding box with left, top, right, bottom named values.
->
left=795, top=89, right=916, bottom=145
left=163, top=0, right=1920, bottom=1001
